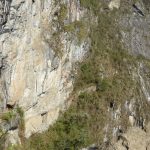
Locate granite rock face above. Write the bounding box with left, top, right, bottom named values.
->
left=0, top=0, right=150, bottom=148
left=120, top=1, right=150, bottom=58
left=115, top=123, right=150, bottom=150
left=0, top=0, right=88, bottom=138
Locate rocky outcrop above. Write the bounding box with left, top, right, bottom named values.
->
left=108, top=0, right=120, bottom=10
left=0, top=0, right=150, bottom=149
left=0, top=0, right=88, bottom=138
left=120, top=1, right=150, bottom=58
left=115, top=123, right=150, bottom=150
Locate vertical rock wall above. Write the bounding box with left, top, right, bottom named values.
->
left=0, top=0, right=88, bottom=138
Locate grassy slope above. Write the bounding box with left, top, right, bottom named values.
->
left=12, top=0, right=150, bottom=150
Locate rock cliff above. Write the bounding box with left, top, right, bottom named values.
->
left=0, top=0, right=150, bottom=150
left=0, top=0, right=88, bottom=141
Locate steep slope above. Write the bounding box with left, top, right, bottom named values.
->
left=0, top=0, right=89, bottom=147
left=0, top=0, right=150, bottom=150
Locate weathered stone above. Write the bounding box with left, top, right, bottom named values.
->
left=109, top=0, right=120, bottom=10
left=115, top=124, right=150, bottom=150
left=120, top=2, right=150, bottom=59
left=0, top=0, right=88, bottom=139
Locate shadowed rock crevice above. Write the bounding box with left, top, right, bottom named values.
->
left=0, top=0, right=12, bottom=31
left=132, top=4, right=144, bottom=16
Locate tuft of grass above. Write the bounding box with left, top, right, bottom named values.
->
left=80, top=0, right=101, bottom=13
left=64, top=20, right=88, bottom=44
left=58, top=4, right=68, bottom=26
left=16, top=107, right=25, bottom=143
left=0, top=111, right=15, bottom=122
left=7, top=145, right=18, bottom=150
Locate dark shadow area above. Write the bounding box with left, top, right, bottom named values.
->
left=0, top=0, right=12, bottom=33
left=132, top=4, right=144, bottom=16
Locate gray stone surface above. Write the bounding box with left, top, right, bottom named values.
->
left=0, top=0, right=88, bottom=138
left=120, top=2, right=150, bottom=58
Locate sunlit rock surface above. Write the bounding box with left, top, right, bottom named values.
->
left=0, top=0, right=88, bottom=138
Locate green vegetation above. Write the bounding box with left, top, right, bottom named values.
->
left=16, top=107, right=24, bottom=118
left=80, top=0, right=101, bottom=13
left=15, top=0, right=150, bottom=150
left=17, top=92, right=106, bottom=150
left=17, top=107, right=25, bottom=143
left=58, top=4, right=67, bottom=26
left=64, top=20, right=88, bottom=44
left=43, top=2, right=88, bottom=57
left=57, top=3, right=88, bottom=44
left=0, top=107, right=25, bottom=150
left=22, top=105, right=91, bottom=150
left=42, top=3, right=67, bottom=57
left=0, top=107, right=24, bottom=124
left=7, top=145, right=18, bottom=150
left=47, top=32, right=63, bottom=57
left=0, top=111, right=16, bottom=122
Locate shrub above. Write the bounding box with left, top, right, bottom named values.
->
left=63, top=20, right=88, bottom=44
left=80, top=0, right=100, bottom=13
left=58, top=4, right=67, bottom=25
left=0, top=111, right=15, bottom=122
left=96, top=79, right=111, bottom=92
